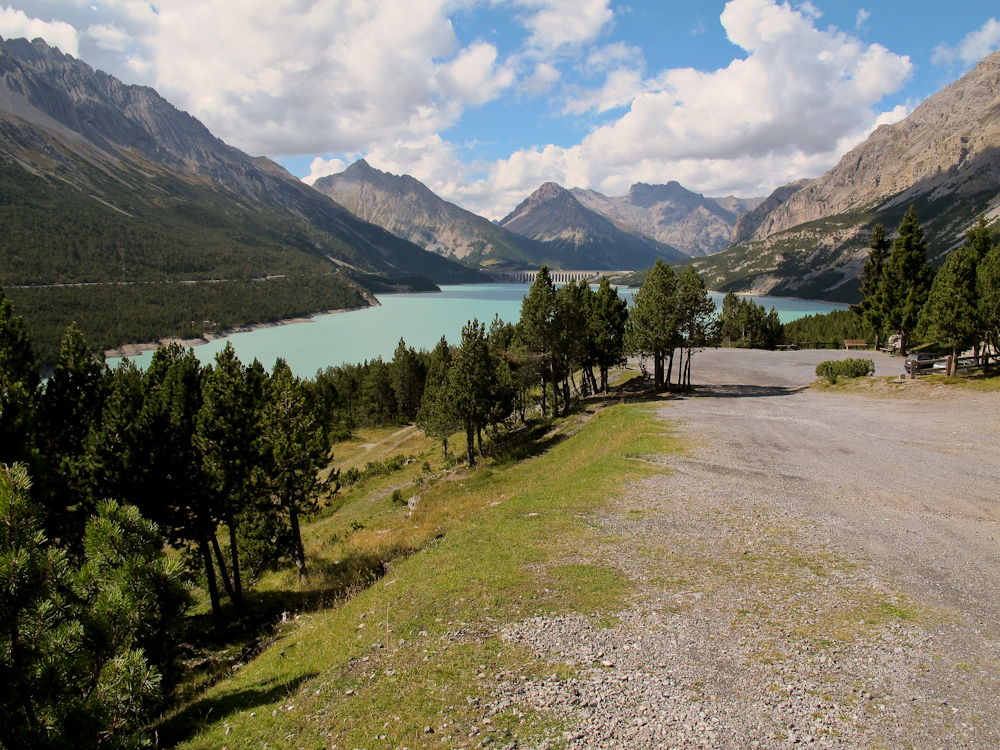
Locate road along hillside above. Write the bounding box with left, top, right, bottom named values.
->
left=500, top=349, right=999, bottom=749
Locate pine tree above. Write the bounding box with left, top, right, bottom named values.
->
left=978, top=243, right=1000, bottom=373
left=852, top=223, right=891, bottom=348
left=517, top=267, right=558, bottom=416
left=675, top=266, right=717, bottom=387
left=416, top=337, right=459, bottom=458
left=625, top=259, right=678, bottom=389
left=920, top=246, right=979, bottom=374
left=447, top=320, right=499, bottom=466
left=390, top=338, right=426, bottom=420
left=881, top=206, right=934, bottom=356
left=589, top=277, right=628, bottom=393
left=259, top=359, right=329, bottom=582
left=34, top=323, right=107, bottom=552
left=0, top=289, right=40, bottom=467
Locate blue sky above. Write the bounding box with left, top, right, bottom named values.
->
left=1, top=1, right=997, bottom=218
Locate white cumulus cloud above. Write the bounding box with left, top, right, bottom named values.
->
left=0, top=6, right=79, bottom=55
left=933, top=18, right=1000, bottom=68
left=384, top=0, right=913, bottom=218
left=86, top=22, right=130, bottom=52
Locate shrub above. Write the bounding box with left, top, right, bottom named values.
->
left=815, top=358, right=875, bottom=384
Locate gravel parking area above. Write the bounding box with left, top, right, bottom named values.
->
left=497, top=349, right=1000, bottom=749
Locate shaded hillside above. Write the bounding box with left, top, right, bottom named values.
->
left=499, top=182, right=685, bottom=269
left=313, top=159, right=552, bottom=270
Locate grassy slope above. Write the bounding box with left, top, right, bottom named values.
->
left=161, top=395, right=684, bottom=749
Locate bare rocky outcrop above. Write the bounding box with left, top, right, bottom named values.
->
left=499, top=182, right=685, bottom=269
left=313, top=159, right=547, bottom=266
left=746, top=51, right=1000, bottom=242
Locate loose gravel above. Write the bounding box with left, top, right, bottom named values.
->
left=490, top=349, right=1000, bottom=749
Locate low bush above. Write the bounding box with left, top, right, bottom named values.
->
left=815, top=358, right=875, bottom=384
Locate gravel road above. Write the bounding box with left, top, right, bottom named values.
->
left=495, top=349, right=1000, bottom=749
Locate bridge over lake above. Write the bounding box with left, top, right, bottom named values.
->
left=509, top=270, right=628, bottom=284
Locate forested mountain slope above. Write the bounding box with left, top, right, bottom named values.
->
left=0, top=36, right=482, bottom=364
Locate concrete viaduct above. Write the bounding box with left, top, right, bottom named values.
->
left=509, top=270, right=628, bottom=284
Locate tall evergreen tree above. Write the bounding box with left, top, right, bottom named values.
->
left=196, top=344, right=265, bottom=611
left=416, top=337, right=459, bottom=457
left=920, top=245, right=979, bottom=375
left=589, top=277, right=628, bottom=393
left=35, top=324, right=107, bottom=551
left=978, top=242, right=1000, bottom=373
left=553, top=279, right=588, bottom=413
left=390, top=339, right=426, bottom=420
left=517, top=267, right=558, bottom=416
left=881, top=206, right=934, bottom=356
left=259, top=359, right=329, bottom=582
left=675, top=266, right=718, bottom=387
left=0, top=289, right=40, bottom=467
left=447, top=320, right=500, bottom=466
left=851, top=223, right=891, bottom=348
left=626, top=259, right=678, bottom=389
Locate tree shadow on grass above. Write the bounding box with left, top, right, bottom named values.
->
left=156, top=672, right=318, bottom=747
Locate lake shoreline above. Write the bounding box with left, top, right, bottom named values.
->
left=103, top=304, right=372, bottom=360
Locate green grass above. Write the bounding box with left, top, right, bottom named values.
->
left=159, top=401, right=684, bottom=749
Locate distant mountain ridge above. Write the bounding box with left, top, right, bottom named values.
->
left=570, top=182, right=763, bottom=257
left=498, top=182, right=686, bottom=269
left=692, top=50, right=1000, bottom=302
left=312, top=159, right=550, bottom=269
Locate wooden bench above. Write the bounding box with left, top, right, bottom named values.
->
left=844, top=339, right=867, bottom=350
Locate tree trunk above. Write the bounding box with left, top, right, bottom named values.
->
left=477, top=427, right=484, bottom=457
left=653, top=353, right=663, bottom=390
left=899, top=330, right=908, bottom=358
left=442, top=436, right=449, bottom=458
left=289, top=505, right=308, bottom=583
left=227, top=514, right=245, bottom=610
left=539, top=375, right=547, bottom=417
left=209, top=532, right=236, bottom=605
left=563, top=375, right=570, bottom=416
left=550, top=363, right=560, bottom=418
left=570, top=370, right=580, bottom=397
left=199, top=534, right=222, bottom=619
left=466, top=424, right=476, bottom=466
left=600, top=365, right=608, bottom=393
left=666, top=348, right=675, bottom=387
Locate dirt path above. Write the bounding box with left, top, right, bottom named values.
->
left=500, top=350, right=1000, bottom=749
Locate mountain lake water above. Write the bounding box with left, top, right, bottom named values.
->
left=109, top=284, right=848, bottom=377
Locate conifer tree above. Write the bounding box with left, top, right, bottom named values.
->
left=921, top=245, right=979, bottom=375
left=852, top=223, right=891, bottom=348
left=978, top=243, right=1000, bottom=373
left=447, top=320, right=500, bottom=466
left=881, top=206, right=934, bottom=356
left=675, top=266, right=718, bottom=387
left=626, top=259, right=678, bottom=389
left=390, top=338, right=426, bottom=420
left=0, top=289, right=40, bottom=467
left=259, top=359, right=329, bottom=582
left=589, top=277, right=628, bottom=393
left=35, top=323, right=107, bottom=551
left=518, top=267, right=558, bottom=416
left=416, top=337, right=459, bottom=457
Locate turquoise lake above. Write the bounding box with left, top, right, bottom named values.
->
left=110, top=284, right=848, bottom=377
